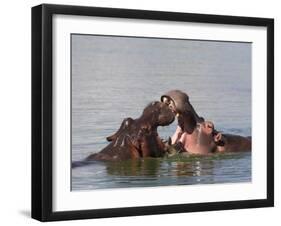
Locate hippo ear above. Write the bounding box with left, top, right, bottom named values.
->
left=106, top=129, right=121, bottom=142
left=106, top=134, right=117, bottom=142
left=106, top=118, right=133, bottom=142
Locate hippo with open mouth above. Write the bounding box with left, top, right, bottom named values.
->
left=86, top=101, right=175, bottom=161
left=161, top=90, right=251, bottom=155
left=174, top=116, right=251, bottom=154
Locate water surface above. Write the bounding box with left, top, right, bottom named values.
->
left=71, top=35, right=251, bottom=190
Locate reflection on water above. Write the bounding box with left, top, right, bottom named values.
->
left=71, top=35, right=251, bottom=190
left=72, top=152, right=251, bottom=190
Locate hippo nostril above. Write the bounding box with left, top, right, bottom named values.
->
left=162, top=97, right=170, bottom=105
left=206, top=122, right=214, bottom=130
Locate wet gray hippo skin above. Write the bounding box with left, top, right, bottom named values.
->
left=86, top=101, right=175, bottom=161
left=173, top=113, right=251, bottom=155
left=161, top=90, right=204, bottom=134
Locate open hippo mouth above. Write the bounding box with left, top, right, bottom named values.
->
left=161, top=90, right=204, bottom=135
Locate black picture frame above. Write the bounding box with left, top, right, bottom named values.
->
left=32, top=3, right=274, bottom=222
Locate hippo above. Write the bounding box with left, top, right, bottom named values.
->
left=161, top=90, right=251, bottom=155
left=172, top=112, right=251, bottom=155
left=86, top=101, right=175, bottom=161
left=161, top=90, right=204, bottom=134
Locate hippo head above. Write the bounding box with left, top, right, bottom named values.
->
left=161, top=90, right=204, bottom=133
left=142, top=101, right=175, bottom=127
left=178, top=121, right=223, bottom=154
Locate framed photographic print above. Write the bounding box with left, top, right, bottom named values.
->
left=32, top=4, right=274, bottom=221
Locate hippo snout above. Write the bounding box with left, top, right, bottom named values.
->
left=161, top=90, right=204, bottom=123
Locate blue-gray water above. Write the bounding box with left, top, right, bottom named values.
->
left=71, top=34, right=251, bottom=191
